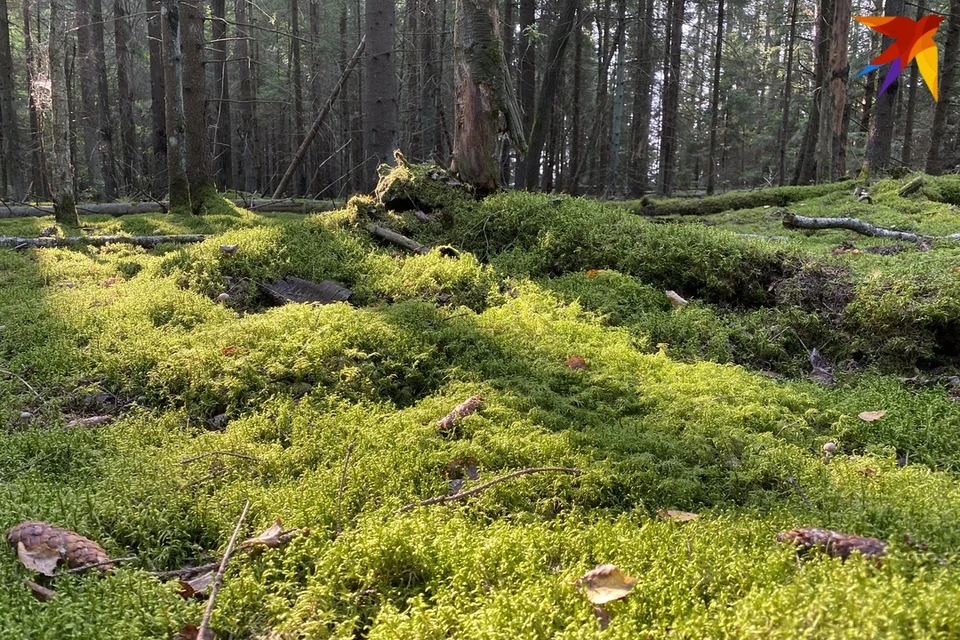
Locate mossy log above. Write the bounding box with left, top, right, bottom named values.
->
left=782, top=210, right=960, bottom=242
left=898, top=176, right=925, bottom=197
left=627, top=182, right=850, bottom=217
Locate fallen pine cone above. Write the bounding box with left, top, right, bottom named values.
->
left=6, top=521, right=113, bottom=576
left=777, top=527, right=887, bottom=561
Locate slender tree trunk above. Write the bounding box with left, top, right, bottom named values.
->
left=364, top=0, right=399, bottom=188
left=658, top=0, right=683, bottom=195
left=48, top=0, right=78, bottom=224
left=234, top=0, right=257, bottom=193
left=90, top=0, right=117, bottom=198
left=817, top=0, right=849, bottom=182
left=499, top=0, right=513, bottom=182
left=569, top=2, right=582, bottom=193
left=181, top=0, right=214, bottom=207
left=514, top=0, right=535, bottom=187
left=629, top=0, right=654, bottom=196
left=520, top=0, right=578, bottom=190
left=147, top=0, right=167, bottom=196
left=211, top=0, right=234, bottom=189
left=75, top=0, right=104, bottom=195
left=290, top=0, right=304, bottom=193
left=606, top=0, right=626, bottom=195
left=22, top=0, right=46, bottom=197
left=705, top=0, right=724, bottom=194
left=421, top=0, right=440, bottom=160
left=0, top=0, right=24, bottom=198
left=777, top=0, right=798, bottom=186
left=114, top=0, right=137, bottom=193
left=793, top=0, right=832, bottom=184
left=161, top=0, right=190, bottom=208
left=451, top=0, right=525, bottom=190
left=926, top=0, right=959, bottom=175
left=864, top=0, right=904, bottom=175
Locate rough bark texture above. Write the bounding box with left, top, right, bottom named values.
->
left=181, top=0, right=214, bottom=208
left=364, top=0, right=399, bottom=188
left=521, top=0, right=578, bottom=190
left=863, top=0, right=905, bottom=176
left=777, top=0, right=798, bottom=186
left=0, top=0, right=23, bottom=198
left=161, top=0, right=190, bottom=209
left=211, top=0, right=234, bottom=190
left=147, top=0, right=167, bottom=196
left=777, top=528, right=888, bottom=561
left=234, top=0, right=258, bottom=193
left=48, top=0, right=78, bottom=225
left=816, top=0, right=849, bottom=182
left=515, top=0, right=535, bottom=186
left=926, top=0, right=960, bottom=175
left=451, top=0, right=526, bottom=191
left=0, top=234, right=209, bottom=248
left=658, top=0, right=683, bottom=195
left=629, top=0, right=654, bottom=195
left=75, top=0, right=105, bottom=195
left=114, top=0, right=138, bottom=191
left=794, top=0, right=832, bottom=184
left=90, top=0, right=117, bottom=198
left=21, top=0, right=47, bottom=197
left=290, top=0, right=304, bottom=193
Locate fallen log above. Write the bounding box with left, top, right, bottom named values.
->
left=366, top=224, right=430, bottom=254
left=0, top=199, right=336, bottom=218
left=781, top=210, right=960, bottom=242
left=0, top=234, right=209, bottom=249
left=898, top=176, right=924, bottom=197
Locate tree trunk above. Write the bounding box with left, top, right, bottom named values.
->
left=421, top=0, right=440, bottom=160
left=705, top=0, right=724, bottom=194
left=568, top=3, right=582, bottom=193
left=147, top=0, right=167, bottom=196
left=520, top=0, right=579, bottom=190
left=864, top=0, right=905, bottom=175
left=777, top=0, right=798, bottom=186
left=0, top=0, right=23, bottom=199
left=21, top=0, right=46, bottom=197
left=114, top=0, right=137, bottom=192
left=364, top=0, right=399, bottom=189
left=181, top=0, right=214, bottom=208
left=514, top=0, right=535, bottom=187
left=48, top=0, right=78, bottom=225
left=816, top=0, right=849, bottom=182
left=234, top=0, right=257, bottom=193
left=161, top=0, right=190, bottom=209
left=211, top=0, right=233, bottom=190
left=926, top=0, right=960, bottom=175
left=75, top=0, right=105, bottom=195
left=605, top=0, right=626, bottom=195
left=451, top=0, right=525, bottom=191
left=629, top=0, right=654, bottom=196
left=290, top=0, right=304, bottom=193
left=793, top=0, right=832, bottom=184
left=658, top=0, right=683, bottom=195
left=90, top=0, right=117, bottom=198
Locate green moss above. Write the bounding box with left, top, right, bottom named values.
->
left=622, top=181, right=852, bottom=216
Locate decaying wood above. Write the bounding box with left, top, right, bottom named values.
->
left=0, top=234, right=209, bottom=249
left=437, top=395, right=482, bottom=433
left=391, top=466, right=583, bottom=516
left=0, top=199, right=335, bottom=218
left=782, top=210, right=960, bottom=242
left=198, top=500, right=250, bottom=640
left=259, top=277, right=353, bottom=305
left=898, top=176, right=924, bottom=197
left=777, top=527, right=888, bottom=561
left=366, top=223, right=430, bottom=254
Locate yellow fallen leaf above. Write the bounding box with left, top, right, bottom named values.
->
left=576, top=564, right=637, bottom=604
left=858, top=410, right=888, bottom=422
left=658, top=509, right=699, bottom=522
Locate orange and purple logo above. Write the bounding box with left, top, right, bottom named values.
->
left=854, top=14, right=944, bottom=101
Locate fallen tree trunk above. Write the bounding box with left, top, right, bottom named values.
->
left=781, top=211, right=960, bottom=242
left=366, top=224, right=430, bottom=254
left=0, top=199, right=336, bottom=218
left=0, top=234, right=209, bottom=249
left=898, top=176, right=924, bottom=197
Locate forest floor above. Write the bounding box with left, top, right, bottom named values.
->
left=1, top=167, right=960, bottom=638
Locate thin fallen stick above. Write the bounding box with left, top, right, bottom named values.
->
left=0, top=454, right=53, bottom=481
left=390, top=467, right=583, bottom=517
left=151, top=561, right=221, bottom=579
left=55, top=556, right=137, bottom=576
left=179, top=451, right=262, bottom=465
left=366, top=224, right=430, bottom=254
left=0, top=368, right=41, bottom=399
left=0, top=234, right=210, bottom=249
left=198, top=499, right=250, bottom=640
left=781, top=210, right=960, bottom=242
left=336, top=443, right=355, bottom=537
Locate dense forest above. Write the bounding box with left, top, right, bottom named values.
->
left=2, top=0, right=960, bottom=209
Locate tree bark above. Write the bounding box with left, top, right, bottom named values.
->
left=520, top=0, right=578, bottom=190
left=364, top=0, right=399, bottom=189
left=211, top=0, right=234, bottom=190
left=705, top=0, right=724, bottom=194
left=48, top=0, right=78, bottom=225
left=451, top=0, right=526, bottom=191
left=605, top=0, right=626, bottom=196
left=658, top=0, right=683, bottom=195
left=816, top=0, right=849, bottom=182
left=290, top=0, right=304, bottom=193
left=793, top=0, right=832, bottom=184
left=0, top=0, right=23, bottom=199
left=421, top=0, right=440, bottom=160
left=181, top=0, right=214, bottom=208
left=782, top=210, right=960, bottom=242
left=161, top=0, right=190, bottom=209
left=147, top=0, right=167, bottom=196
left=21, top=0, right=46, bottom=197
left=628, top=0, right=654, bottom=196
left=864, top=0, right=905, bottom=176
left=75, top=0, right=105, bottom=195
left=114, top=0, right=138, bottom=192
left=777, top=0, right=798, bottom=186
left=234, top=0, right=258, bottom=193
left=514, top=0, right=535, bottom=187
left=926, top=0, right=960, bottom=175
left=90, top=0, right=117, bottom=198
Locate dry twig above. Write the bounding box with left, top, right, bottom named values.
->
left=179, top=451, right=262, bottom=465
left=198, top=500, right=250, bottom=640
left=336, top=443, right=355, bottom=537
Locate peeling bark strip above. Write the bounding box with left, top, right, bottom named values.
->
left=451, top=0, right=525, bottom=191
left=781, top=211, right=960, bottom=242
left=0, top=234, right=209, bottom=248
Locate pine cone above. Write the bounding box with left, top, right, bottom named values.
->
left=777, top=527, right=887, bottom=561
left=6, top=521, right=113, bottom=575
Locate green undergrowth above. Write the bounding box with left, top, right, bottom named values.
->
left=1, top=186, right=960, bottom=637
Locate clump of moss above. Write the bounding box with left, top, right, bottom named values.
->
left=374, top=160, right=476, bottom=216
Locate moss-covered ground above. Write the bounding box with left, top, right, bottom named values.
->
left=1, top=169, right=959, bottom=638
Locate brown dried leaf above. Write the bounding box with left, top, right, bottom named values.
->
left=657, top=509, right=699, bottom=522
left=858, top=410, right=887, bottom=422
left=858, top=467, right=877, bottom=477
left=25, top=580, right=55, bottom=602
left=178, top=570, right=215, bottom=599
left=102, top=276, right=124, bottom=288
left=585, top=269, right=601, bottom=279
left=174, top=623, right=200, bottom=640
left=65, top=415, right=112, bottom=429
left=776, top=527, right=888, bottom=561
left=436, top=395, right=482, bottom=433
left=6, top=521, right=112, bottom=575
left=222, top=345, right=242, bottom=356
left=240, top=519, right=300, bottom=550
left=576, top=564, right=638, bottom=604
left=565, top=355, right=589, bottom=370
left=665, top=290, right=689, bottom=309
